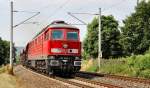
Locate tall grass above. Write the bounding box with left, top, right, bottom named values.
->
left=0, top=66, right=6, bottom=73
left=82, top=53, right=150, bottom=78
left=0, top=65, right=10, bottom=74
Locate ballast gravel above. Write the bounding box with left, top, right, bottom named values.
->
left=14, top=65, right=76, bottom=88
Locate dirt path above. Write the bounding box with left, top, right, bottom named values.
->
left=14, top=65, right=73, bottom=88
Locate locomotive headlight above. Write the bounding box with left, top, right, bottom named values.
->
left=51, top=48, right=62, bottom=53
left=74, top=61, right=81, bottom=66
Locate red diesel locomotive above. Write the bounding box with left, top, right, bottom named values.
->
left=20, top=21, right=81, bottom=75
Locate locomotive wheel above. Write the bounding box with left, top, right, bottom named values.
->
left=47, top=66, right=55, bottom=77
left=70, top=73, right=76, bottom=78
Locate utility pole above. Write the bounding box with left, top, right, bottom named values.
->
left=9, top=1, right=39, bottom=74
left=98, top=8, right=102, bottom=71
left=68, top=9, right=102, bottom=71
left=9, top=1, right=13, bottom=74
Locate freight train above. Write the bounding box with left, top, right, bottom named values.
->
left=20, top=21, right=82, bottom=76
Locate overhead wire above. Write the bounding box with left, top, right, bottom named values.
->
left=39, top=0, right=71, bottom=25
left=33, top=0, right=71, bottom=33
left=37, top=0, right=126, bottom=28
left=102, top=0, right=126, bottom=12
left=67, top=0, right=126, bottom=25
left=37, top=0, right=59, bottom=11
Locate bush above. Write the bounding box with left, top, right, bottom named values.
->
left=99, top=59, right=128, bottom=75
left=82, top=52, right=90, bottom=60
left=126, top=54, right=150, bottom=78
left=87, top=65, right=98, bottom=72
left=127, top=54, right=150, bottom=69
left=139, top=69, right=150, bottom=78
left=85, top=59, right=99, bottom=72
left=82, top=54, right=150, bottom=78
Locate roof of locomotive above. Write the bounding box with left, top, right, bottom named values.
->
left=49, top=23, right=78, bottom=29
left=49, top=20, right=78, bottom=29
left=33, top=21, right=79, bottom=39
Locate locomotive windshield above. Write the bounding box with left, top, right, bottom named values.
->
left=52, top=30, right=63, bottom=39
left=67, top=32, right=78, bottom=40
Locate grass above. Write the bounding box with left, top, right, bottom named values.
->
left=0, top=65, right=14, bottom=75
left=82, top=53, right=150, bottom=78
left=0, top=73, right=17, bottom=88
left=0, top=66, right=6, bottom=73
left=0, top=66, right=17, bottom=88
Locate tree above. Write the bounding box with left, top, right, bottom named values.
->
left=83, top=15, right=122, bottom=59
left=120, top=1, right=150, bottom=55
left=0, top=37, right=10, bottom=65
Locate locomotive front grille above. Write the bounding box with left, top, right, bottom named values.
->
left=49, top=56, right=81, bottom=67
left=50, top=60, right=59, bottom=66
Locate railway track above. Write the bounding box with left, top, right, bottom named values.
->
left=20, top=66, right=121, bottom=88
left=54, top=77, right=93, bottom=88
left=77, top=71, right=150, bottom=85
left=45, top=74, right=122, bottom=88
left=74, top=77, right=122, bottom=88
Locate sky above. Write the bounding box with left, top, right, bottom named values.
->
left=0, top=0, right=137, bottom=47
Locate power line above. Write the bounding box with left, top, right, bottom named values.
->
left=67, top=0, right=127, bottom=25
left=13, top=10, right=39, bottom=14
left=41, top=0, right=71, bottom=23
left=49, top=0, right=71, bottom=18
left=102, top=0, right=126, bottom=12
left=68, top=12, right=99, bottom=15
left=68, top=12, right=87, bottom=25
left=13, top=12, right=40, bottom=28
left=37, top=0, right=60, bottom=11
left=35, top=0, right=71, bottom=31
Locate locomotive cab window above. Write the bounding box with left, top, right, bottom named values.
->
left=52, top=30, right=63, bottom=40
left=67, top=32, right=78, bottom=40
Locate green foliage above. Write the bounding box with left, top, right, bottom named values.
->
left=86, top=60, right=99, bottom=72
left=82, top=51, right=90, bottom=60
left=83, top=15, right=122, bottom=58
left=145, top=47, right=150, bottom=54
left=87, top=65, right=98, bottom=72
left=139, top=69, right=150, bottom=78
left=127, top=54, right=150, bottom=70
left=99, top=59, right=128, bottom=74
left=0, top=38, right=10, bottom=65
left=82, top=0, right=150, bottom=79
left=15, top=56, right=20, bottom=64
left=120, top=1, right=150, bottom=55
left=126, top=54, right=150, bottom=78
left=83, top=52, right=150, bottom=78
